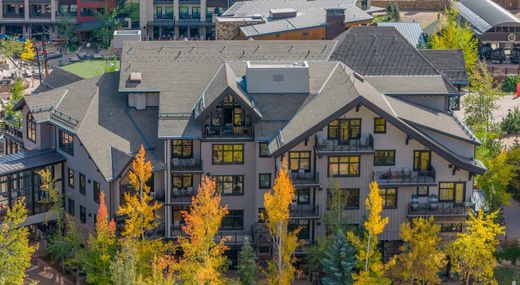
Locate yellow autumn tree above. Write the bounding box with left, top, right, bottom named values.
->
left=264, top=160, right=301, bottom=285
left=178, top=175, right=229, bottom=284
left=118, top=144, right=161, bottom=240
left=347, top=181, right=391, bottom=285
left=20, top=39, right=34, bottom=61
left=386, top=217, right=446, bottom=284
left=447, top=210, right=504, bottom=285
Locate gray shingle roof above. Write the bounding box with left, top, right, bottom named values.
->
left=365, top=75, right=458, bottom=95
left=420, top=49, right=469, bottom=85
left=34, top=67, right=83, bottom=93
left=377, top=22, right=426, bottom=47
left=453, top=0, right=520, bottom=34
left=223, top=0, right=357, bottom=17
left=0, top=149, right=65, bottom=175
left=331, top=26, right=440, bottom=76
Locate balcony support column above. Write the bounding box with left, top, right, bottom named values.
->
left=24, top=0, right=28, bottom=20
left=0, top=0, right=3, bottom=20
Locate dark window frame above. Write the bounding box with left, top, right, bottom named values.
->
left=172, top=139, right=193, bottom=159
left=373, top=150, right=395, bottom=166
left=93, top=181, right=100, bottom=204
left=294, top=187, right=311, bottom=205
left=328, top=156, right=360, bottom=177
left=413, top=150, right=431, bottom=171
left=258, top=173, right=271, bottom=189
left=440, top=223, right=463, bottom=233
left=67, top=168, right=74, bottom=188
left=214, top=175, right=244, bottom=196
left=79, top=173, right=86, bottom=195
left=417, top=186, right=429, bottom=197
left=221, top=209, right=244, bottom=230
left=68, top=198, right=75, bottom=216
left=259, top=142, right=269, bottom=157
left=212, top=144, right=244, bottom=165
left=438, top=182, right=465, bottom=204
left=379, top=187, right=397, bottom=209
left=328, top=188, right=360, bottom=210
left=289, top=219, right=310, bottom=240
left=79, top=205, right=86, bottom=224
left=172, top=173, right=193, bottom=189
left=289, top=151, right=311, bottom=173
left=58, top=129, right=74, bottom=156
left=26, top=112, right=36, bottom=142
left=374, top=118, right=386, bottom=133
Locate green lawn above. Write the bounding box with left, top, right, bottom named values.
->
left=61, top=59, right=120, bottom=79
left=496, top=266, right=520, bottom=285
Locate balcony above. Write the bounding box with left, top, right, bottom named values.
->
left=30, top=12, right=51, bottom=19
left=171, top=158, right=203, bottom=173
left=290, top=171, right=319, bottom=187
left=171, top=227, right=249, bottom=245
left=408, top=201, right=474, bottom=217
left=4, top=122, right=23, bottom=143
left=204, top=124, right=253, bottom=138
left=3, top=12, right=24, bottom=18
left=170, top=187, right=196, bottom=204
left=154, top=13, right=174, bottom=20
left=316, top=135, right=374, bottom=154
left=290, top=204, right=320, bottom=219
left=373, top=167, right=436, bottom=187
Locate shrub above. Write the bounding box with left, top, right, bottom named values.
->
left=501, top=107, right=520, bottom=135
left=496, top=242, right=520, bottom=265
left=502, top=75, right=520, bottom=92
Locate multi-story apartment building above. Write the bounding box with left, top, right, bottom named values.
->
left=1, top=27, right=484, bottom=259
left=139, top=0, right=230, bottom=40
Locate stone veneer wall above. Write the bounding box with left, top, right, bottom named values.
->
left=372, top=0, right=520, bottom=10
left=216, top=19, right=265, bottom=40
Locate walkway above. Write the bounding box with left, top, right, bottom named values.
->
left=504, top=198, right=520, bottom=241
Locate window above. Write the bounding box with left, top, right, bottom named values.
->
left=327, top=119, right=361, bottom=143
left=67, top=168, right=74, bottom=188
left=439, top=182, right=465, bottom=203
left=440, top=223, right=463, bottom=233
left=289, top=151, right=311, bottom=172
left=214, top=175, right=244, bottom=195
left=413, top=150, right=431, bottom=171
left=80, top=205, right=86, bottom=224
left=68, top=198, right=75, bottom=216
left=172, top=174, right=193, bottom=189
left=327, top=188, right=360, bottom=209
left=212, top=144, right=243, bottom=164
left=26, top=113, right=36, bottom=142
left=259, top=142, right=269, bottom=157
left=79, top=173, right=86, bottom=195
left=221, top=210, right=244, bottom=230
left=258, top=208, right=267, bottom=222
left=374, top=150, right=395, bottom=166
left=294, top=188, right=310, bottom=205
left=289, top=220, right=310, bottom=239
left=328, top=156, right=360, bottom=177
left=259, top=173, right=271, bottom=189
left=379, top=188, right=397, bottom=209
left=417, top=186, right=429, bottom=197
left=374, top=118, right=386, bottom=133
left=58, top=129, right=74, bottom=156
left=93, top=181, right=100, bottom=204
left=172, top=139, right=193, bottom=159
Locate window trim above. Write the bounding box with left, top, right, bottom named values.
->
left=171, top=139, right=194, bottom=159
left=259, top=142, right=269, bottom=158
left=380, top=187, right=398, bottom=209
left=438, top=182, right=466, bottom=204
left=93, top=181, right=100, bottom=204
left=26, top=112, right=36, bottom=142
left=328, top=188, right=360, bottom=210
left=68, top=198, right=75, bottom=216
left=67, top=168, right=74, bottom=188
left=328, top=156, right=361, bottom=177
left=288, top=151, right=311, bottom=173
left=212, top=144, right=244, bottom=165
left=79, top=172, right=86, bottom=195
left=374, top=117, right=387, bottom=134
left=214, top=175, right=245, bottom=196
left=373, top=150, right=395, bottom=166
left=172, top=173, right=193, bottom=189
left=417, top=186, right=429, bottom=198
left=258, top=173, right=271, bottom=189
left=58, top=129, right=74, bottom=156
left=79, top=205, right=86, bottom=224
left=220, top=209, right=244, bottom=230
left=413, top=150, right=431, bottom=171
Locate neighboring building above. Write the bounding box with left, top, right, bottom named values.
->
left=216, top=0, right=377, bottom=40
left=377, top=22, right=427, bottom=48
left=453, top=0, right=520, bottom=46
left=2, top=27, right=484, bottom=261
left=139, top=0, right=230, bottom=40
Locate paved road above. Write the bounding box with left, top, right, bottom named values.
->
left=504, top=198, right=520, bottom=241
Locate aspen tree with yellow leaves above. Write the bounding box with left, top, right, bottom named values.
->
left=347, top=181, right=391, bottom=285
left=178, top=175, right=229, bottom=284
left=264, top=160, right=301, bottom=285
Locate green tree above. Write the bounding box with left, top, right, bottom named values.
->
left=320, top=229, right=356, bottom=285
left=0, top=39, right=23, bottom=68
left=237, top=236, right=259, bottom=285
left=94, top=3, right=121, bottom=49
left=110, top=240, right=138, bottom=285
left=57, top=19, right=77, bottom=52
left=448, top=210, right=504, bottom=285
left=46, top=215, right=84, bottom=272
left=323, top=179, right=350, bottom=232
left=430, top=8, right=478, bottom=71
left=501, top=107, right=520, bottom=135
left=386, top=217, right=446, bottom=284
left=0, top=198, right=38, bottom=285
left=38, top=168, right=64, bottom=232
left=4, top=78, right=26, bottom=128
left=386, top=4, right=400, bottom=22
left=478, top=150, right=517, bottom=211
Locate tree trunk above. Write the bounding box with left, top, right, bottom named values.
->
left=277, top=222, right=282, bottom=285
left=365, top=233, right=371, bottom=271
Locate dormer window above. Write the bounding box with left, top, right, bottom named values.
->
left=205, top=95, right=253, bottom=137
left=26, top=113, right=36, bottom=142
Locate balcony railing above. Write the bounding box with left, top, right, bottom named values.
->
left=154, top=13, right=174, bottom=20
left=204, top=124, right=253, bottom=138
left=408, top=201, right=474, bottom=217
left=171, top=158, right=203, bottom=172
left=4, top=122, right=23, bottom=142
left=316, top=135, right=374, bottom=153
left=30, top=12, right=51, bottom=18
left=171, top=228, right=249, bottom=244
left=170, top=187, right=196, bottom=204
left=290, top=204, right=320, bottom=219
left=3, top=12, right=24, bottom=18
left=373, top=167, right=436, bottom=186
left=290, top=171, right=319, bottom=186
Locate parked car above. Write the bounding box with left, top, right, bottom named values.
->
left=479, top=43, right=493, bottom=60
left=511, top=46, right=520, bottom=64
left=491, top=48, right=506, bottom=64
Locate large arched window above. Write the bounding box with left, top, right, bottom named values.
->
left=26, top=113, right=36, bottom=142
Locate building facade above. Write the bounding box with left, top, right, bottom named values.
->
left=2, top=27, right=484, bottom=259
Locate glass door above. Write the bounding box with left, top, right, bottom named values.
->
left=413, top=150, right=431, bottom=171
left=338, top=119, right=361, bottom=145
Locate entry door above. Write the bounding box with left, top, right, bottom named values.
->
left=413, top=150, right=431, bottom=171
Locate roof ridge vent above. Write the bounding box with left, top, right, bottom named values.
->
left=353, top=72, right=364, bottom=82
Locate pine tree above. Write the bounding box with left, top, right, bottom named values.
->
left=110, top=240, right=138, bottom=285
left=0, top=198, right=38, bottom=285
left=264, top=159, right=301, bottom=285
left=386, top=217, right=446, bottom=284
left=320, top=229, right=356, bottom=285
left=448, top=210, right=504, bottom=285
left=20, top=39, right=34, bottom=61
left=347, top=181, right=391, bottom=285
left=237, top=236, right=259, bottom=285
left=178, top=175, right=229, bottom=284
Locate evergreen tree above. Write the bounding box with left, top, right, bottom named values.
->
left=320, top=229, right=356, bottom=285
left=237, top=236, right=259, bottom=285
left=110, top=241, right=138, bottom=285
